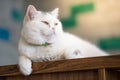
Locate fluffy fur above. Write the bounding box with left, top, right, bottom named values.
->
left=18, top=5, right=108, bottom=75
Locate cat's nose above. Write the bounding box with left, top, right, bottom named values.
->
left=52, top=28, right=55, bottom=30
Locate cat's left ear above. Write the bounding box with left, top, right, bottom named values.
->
left=51, top=8, right=59, bottom=18
left=24, top=5, right=37, bottom=22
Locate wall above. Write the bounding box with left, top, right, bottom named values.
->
left=0, top=0, right=23, bottom=65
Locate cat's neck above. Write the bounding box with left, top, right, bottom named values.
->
left=20, top=37, right=51, bottom=47
left=42, top=31, right=64, bottom=43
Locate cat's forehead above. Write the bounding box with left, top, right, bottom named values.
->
left=36, top=11, right=58, bottom=21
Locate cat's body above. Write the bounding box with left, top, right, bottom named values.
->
left=18, top=5, right=108, bottom=75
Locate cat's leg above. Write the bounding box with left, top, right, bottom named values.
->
left=19, top=56, right=32, bottom=75
left=64, top=49, right=85, bottom=59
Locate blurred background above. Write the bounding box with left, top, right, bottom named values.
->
left=0, top=0, right=120, bottom=66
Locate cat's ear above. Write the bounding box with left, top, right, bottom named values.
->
left=24, top=5, right=37, bottom=21
left=51, top=8, right=59, bottom=18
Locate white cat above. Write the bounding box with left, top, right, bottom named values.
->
left=18, top=5, right=108, bottom=75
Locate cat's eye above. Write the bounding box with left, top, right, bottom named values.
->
left=41, top=21, right=49, bottom=25
left=55, top=23, right=58, bottom=26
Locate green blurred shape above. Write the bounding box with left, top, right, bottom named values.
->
left=61, top=2, right=94, bottom=28
left=71, top=2, right=94, bottom=17
left=98, top=37, right=120, bottom=50
left=61, top=17, right=76, bottom=28
left=11, top=8, right=23, bottom=22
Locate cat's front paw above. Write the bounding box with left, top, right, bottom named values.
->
left=19, top=65, right=32, bottom=76
left=65, top=49, right=85, bottom=59
left=19, top=56, right=32, bottom=76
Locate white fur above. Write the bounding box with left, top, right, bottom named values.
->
left=18, top=5, right=108, bottom=75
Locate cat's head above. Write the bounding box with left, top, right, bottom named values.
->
left=22, top=5, right=63, bottom=42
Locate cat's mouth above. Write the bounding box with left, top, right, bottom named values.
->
left=46, top=32, right=56, bottom=37
left=42, top=30, right=56, bottom=37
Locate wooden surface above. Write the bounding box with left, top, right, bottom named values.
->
left=0, top=55, right=120, bottom=77
left=98, top=68, right=106, bottom=80
left=6, top=70, right=99, bottom=80
left=105, top=69, right=120, bottom=80
left=0, top=55, right=120, bottom=80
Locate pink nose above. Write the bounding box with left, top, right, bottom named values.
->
left=52, top=28, right=55, bottom=30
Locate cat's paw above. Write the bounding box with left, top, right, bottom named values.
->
left=19, top=56, right=32, bottom=76
left=19, top=65, right=32, bottom=76
left=65, top=49, right=85, bottom=59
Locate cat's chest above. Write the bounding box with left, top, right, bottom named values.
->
left=28, top=45, right=61, bottom=61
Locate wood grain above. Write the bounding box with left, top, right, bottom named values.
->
left=105, top=69, right=120, bottom=80
left=98, top=68, right=106, bottom=80
left=0, top=55, right=120, bottom=77
left=6, top=70, right=98, bottom=80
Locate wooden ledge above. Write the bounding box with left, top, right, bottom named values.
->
left=0, top=55, right=120, bottom=77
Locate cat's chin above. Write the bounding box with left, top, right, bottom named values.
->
left=45, top=34, right=57, bottom=44
left=45, top=31, right=56, bottom=36
left=44, top=32, right=56, bottom=39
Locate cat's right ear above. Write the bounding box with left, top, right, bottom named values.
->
left=24, top=5, right=37, bottom=22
